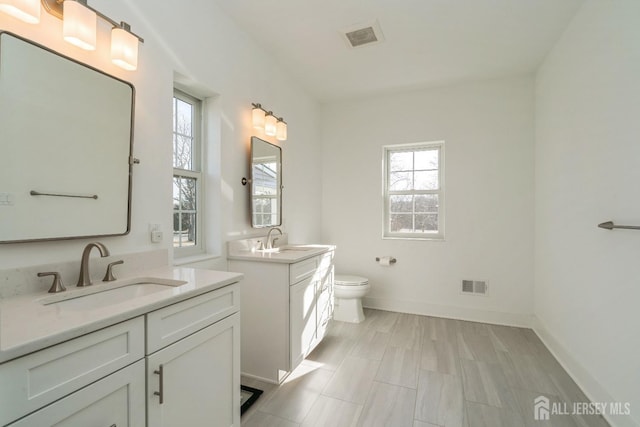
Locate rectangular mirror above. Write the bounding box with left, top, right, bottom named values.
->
left=0, top=32, right=134, bottom=243
left=251, top=136, right=282, bottom=228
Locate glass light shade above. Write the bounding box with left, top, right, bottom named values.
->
left=63, top=0, right=97, bottom=51
left=252, top=106, right=265, bottom=129
left=111, top=27, right=138, bottom=71
left=0, top=0, right=40, bottom=24
left=276, top=119, right=287, bottom=141
left=264, top=113, right=277, bottom=136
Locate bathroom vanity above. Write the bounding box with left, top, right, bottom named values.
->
left=0, top=264, right=242, bottom=426
left=228, top=239, right=335, bottom=384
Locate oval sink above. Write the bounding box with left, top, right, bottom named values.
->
left=255, top=246, right=313, bottom=254
left=40, top=278, right=187, bottom=311
left=255, top=248, right=281, bottom=253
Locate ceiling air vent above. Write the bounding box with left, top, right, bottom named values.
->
left=462, top=280, right=488, bottom=296
left=342, top=20, right=384, bottom=48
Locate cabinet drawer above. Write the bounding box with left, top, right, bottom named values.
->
left=289, top=257, right=318, bottom=285
left=8, top=359, right=146, bottom=427
left=146, top=283, right=239, bottom=354
left=0, top=317, right=144, bottom=426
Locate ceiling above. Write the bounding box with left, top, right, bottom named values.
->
left=213, top=0, right=584, bottom=102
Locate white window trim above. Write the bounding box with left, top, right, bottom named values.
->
left=173, top=89, right=205, bottom=257
left=382, top=141, right=445, bottom=240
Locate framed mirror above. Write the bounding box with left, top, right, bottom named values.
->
left=0, top=32, right=134, bottom=243
left=250, top=136, right=282, bottom=228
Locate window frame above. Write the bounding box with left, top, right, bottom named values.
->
left=382, top=141, right=445, bottom=240
left=172, top=89, right=204, bottom=257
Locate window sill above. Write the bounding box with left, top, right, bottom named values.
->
left=382, top=235, right=445, bottom=241
left=173, top=253, right=221, bottom=266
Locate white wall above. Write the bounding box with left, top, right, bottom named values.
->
left=0, top=0, right=322, bottom=272
left=534, top=2, right=640, bottom=426
left=321, top=76, right=535, bottom=326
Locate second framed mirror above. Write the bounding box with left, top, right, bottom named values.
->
left=250, top=137, right=282, bottom=228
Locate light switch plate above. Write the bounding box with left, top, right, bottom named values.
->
left=0, top=193, right=14, bottom=206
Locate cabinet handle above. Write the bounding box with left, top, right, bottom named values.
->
left=153, top=364, right=164, bottom=404
left=110, top=424, right=116, bottom=427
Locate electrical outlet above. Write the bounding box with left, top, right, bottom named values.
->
left=151, top=230, right=163, bottom=243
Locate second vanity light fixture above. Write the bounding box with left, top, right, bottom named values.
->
left=0, top=0, right=143, bottom=71
left=252, top=103, right=287, bottom=141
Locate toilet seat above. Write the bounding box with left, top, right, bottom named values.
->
left=335, top=275, right=368, bottom=286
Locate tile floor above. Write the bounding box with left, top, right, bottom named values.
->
left=241, top=309, right=610, bottom=427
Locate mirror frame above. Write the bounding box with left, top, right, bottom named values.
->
left=250, top=136, right=282, bottom=228
left=0, top=31, right=135, bottom=244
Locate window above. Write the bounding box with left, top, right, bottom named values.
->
left=172, top=90, right=203, bottom=255
left=383, top=141, right=444, bottom=239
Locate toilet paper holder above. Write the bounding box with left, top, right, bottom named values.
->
left=375, top=256, right=397, bottom=264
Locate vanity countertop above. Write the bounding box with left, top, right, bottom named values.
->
left=0, top=267, right=243, bottom=364
left=227, top=244, right=335, bottom=264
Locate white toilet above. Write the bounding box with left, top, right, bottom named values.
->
left=333, top=275, right=370, bottom=323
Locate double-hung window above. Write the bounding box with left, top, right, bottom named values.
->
left=172, top=90, right=203, bottom=256
left=383, top=141, right=444, bottom=239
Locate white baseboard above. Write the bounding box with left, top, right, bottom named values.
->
left=531, top=316, right=638, bottom=427
left=362, top=296, right=533, bottom=328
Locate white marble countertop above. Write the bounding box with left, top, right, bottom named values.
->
left=227, top=244, right=335, bottom=264
left=0, top=266, right=243, bottom=364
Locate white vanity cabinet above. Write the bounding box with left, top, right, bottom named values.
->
left=0, top=280, right=241, bottom=427
left=146, top=284, right=241, bottom=427
left=229, top=248, right=334, bottom=383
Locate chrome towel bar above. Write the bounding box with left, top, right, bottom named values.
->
left=597, top=221, right=640, bottom=231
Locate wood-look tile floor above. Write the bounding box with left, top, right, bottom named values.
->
left=241, top=309, right=610, bottom=427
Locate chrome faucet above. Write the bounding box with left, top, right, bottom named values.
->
left=266, top=227, right=283, bottom=249
left=77, top=242, right=110, bottom=287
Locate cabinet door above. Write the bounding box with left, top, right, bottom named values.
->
left=147, top=312, right=240, bottom=427
left=8, top=360, right=145, bottom=427
left=290, top=276, right=317, bottom=368
left=316, top=266, right=334, bottom=344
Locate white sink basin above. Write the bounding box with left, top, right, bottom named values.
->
left=255, top=246, right=314, bottom=254
left=40, top=278, right=187, bottom=311
left=255, top=248, right=280, bottom=253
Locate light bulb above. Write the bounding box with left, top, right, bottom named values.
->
left=0, top=0, right=40, bottom=23
left=252, top=104, right=265, bottom=129
left=276, top=118, right=287, bottom=141
left=111, top=26, right=138, bottom=71
left=264, top=112, right=277, bottom=136
left=63, top=0, right=97, bottom=51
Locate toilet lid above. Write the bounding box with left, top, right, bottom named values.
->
left=335, top=275, right=369, bottom=286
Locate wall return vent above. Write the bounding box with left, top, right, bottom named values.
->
left=462, top=280, right=488, bottom=296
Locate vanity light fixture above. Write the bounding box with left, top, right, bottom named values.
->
left=0, top=0, right=145, bottom=70
left=264, top=111, right=277, bottom=137
left=62, top=0, right=96, bottom=50
left=251, top=103, right=287, bottom=141
left=276, top=117, right=287, bottom=141
left=111, top=22, right=138, bottom=71
left=0, top=0, right=41, bottom=23
left=252, top=103, right=266, bottom=129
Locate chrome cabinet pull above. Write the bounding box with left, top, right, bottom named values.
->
left=153, top=365, right=164, bottom=404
